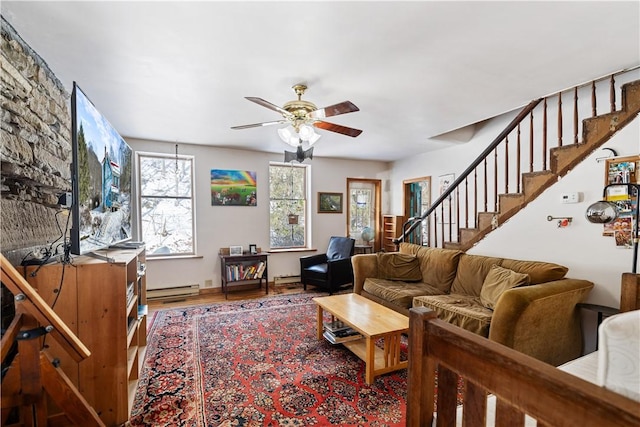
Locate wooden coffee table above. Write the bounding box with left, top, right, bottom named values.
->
left=313, top=293, right=409, bottom=384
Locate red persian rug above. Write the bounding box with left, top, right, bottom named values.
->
left=129, top=292, right=407, bottom=426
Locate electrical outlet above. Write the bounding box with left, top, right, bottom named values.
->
left=204, top=279, right=213, bottom=288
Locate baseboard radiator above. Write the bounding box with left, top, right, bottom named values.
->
left=147, top=284, right=199, bottom=300
left=274, top=275, right=301, bottom=285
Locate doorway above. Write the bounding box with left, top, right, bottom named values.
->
left=403, top=176, right=431, bottom=246
left=346, top=178, right=382, bottom=252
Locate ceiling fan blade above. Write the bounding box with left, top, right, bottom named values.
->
left=314, top=121, right=363, bottom=137
left=245, top=97, right=291, bottom=116
left=231, top=120, right=286, bottom=130
left=307, top=101, right=359, bottom=119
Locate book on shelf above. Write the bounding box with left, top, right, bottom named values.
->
left=323, top=320, right=352, bottom=333
left=126, top=281, right=135, bottom=306
left=322, top=327, right=363, bottom=345
left=138, top=304, right=148, bottom=318
left=255, top=261, right=266, bottom=278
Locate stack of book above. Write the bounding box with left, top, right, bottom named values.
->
left=322, top=320, right=363, bottom=344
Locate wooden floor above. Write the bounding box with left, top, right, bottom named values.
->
left=147, top=283, right=309, bottom=314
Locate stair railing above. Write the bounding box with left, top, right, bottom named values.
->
left=395, top=66, right=640, bottom=249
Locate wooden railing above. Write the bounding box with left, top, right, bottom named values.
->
left=396, top=66, right=640, bottom=249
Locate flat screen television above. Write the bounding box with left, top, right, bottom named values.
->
left=70, top=82, right=133, bottom=255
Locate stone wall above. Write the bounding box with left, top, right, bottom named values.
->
left=1, top=17, right=72, bottom=328
left=1, top=17, right=72, bottom=266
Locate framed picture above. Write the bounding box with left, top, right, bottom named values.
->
left=229, top=245, right=243, bottom=256
left=249, top=244, right=257, bottom=254
left=438, top=173, right=456, bottom=224
left=318, top=192, right=343, bottom=213
left=605, top=155, right=639, bottom=185
left=211, top=169, right=257, bottom=206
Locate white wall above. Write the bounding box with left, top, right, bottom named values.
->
left=127, top=87, right=637, bottom=305
left=389, top=114, right=639, bottom=308
left=126, top=138, right=390, bottom=291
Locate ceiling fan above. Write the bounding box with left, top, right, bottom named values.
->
left=230, top=84, right=363, bottom=140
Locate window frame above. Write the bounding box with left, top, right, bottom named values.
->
left=136, top=151, right=197, bottom=258
left=269, top=162, right=311, bottom=250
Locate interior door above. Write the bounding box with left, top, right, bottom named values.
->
left=403, top=176, right=431, bottom=246
left=346, top=178, right=382, bottom=252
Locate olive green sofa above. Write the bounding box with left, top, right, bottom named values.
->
left=352, top=242, right=594, bottom=366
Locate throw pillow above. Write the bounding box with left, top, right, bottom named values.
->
left=377, top=252, right=422, bottom=282
left=480, top=264, right=530, bottom=309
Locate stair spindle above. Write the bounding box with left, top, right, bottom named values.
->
left=529, top=110, right=535, bottom=171
left=494, top=148, right=499, bottom=212
left=473, top=168, right=478, bottom=228
left=464, top=177, right=469, bottom=229
left=573, top=87, right=579, bottom=145
left=455, top=187, right=460, bottom=241
left=591, top=80, right=597, bottom=117
left=517, top=124, right=522, bottom=193
left=557, top=92, right=563, bottom=147
left=483, top=157, right=488, bottom=212
left=610, top=75, right=616, bottom=112
left=504, top=135, right=509, bottom=194
left=542, top=99, right=547, bottom=170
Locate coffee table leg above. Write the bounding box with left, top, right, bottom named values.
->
left=316, top=305, right=324, bottom=340
left=365, top=337, right=375, bottom=384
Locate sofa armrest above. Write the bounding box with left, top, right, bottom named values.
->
left=351, top=253, right=379, bottom=294
left=489, top=278, right=594, bottom=366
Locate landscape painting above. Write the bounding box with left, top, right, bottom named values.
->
left=211, top=169, right=257, bottom=206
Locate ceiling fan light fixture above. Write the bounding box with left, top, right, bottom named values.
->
left=278, top=125, right=299, bottom=147
left=298, top=124, right=321, bottom=145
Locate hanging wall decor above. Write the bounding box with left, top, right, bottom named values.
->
left=211, top=169, right=257, bottom=206
left=438, top=173, right=456, bottom=224
left=318, top=192, right=343, bottom=213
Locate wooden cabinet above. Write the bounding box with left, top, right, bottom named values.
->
left=219, top=251, right=268, bottom=299
left=382, top=215, right=405, bottom=252
left=23, top=247, right=147, bottom=426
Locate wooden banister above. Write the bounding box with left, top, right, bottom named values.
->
left=1, top=254, right=103, bottom=427
left=396, top=67, right=640, bottom=250
left=1, top=254, right=90, bottom=362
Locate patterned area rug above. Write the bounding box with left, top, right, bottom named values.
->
left=129, top=292, right=407, bottom=426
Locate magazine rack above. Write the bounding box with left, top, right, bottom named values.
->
left=0, top=254, right=104, bottom=426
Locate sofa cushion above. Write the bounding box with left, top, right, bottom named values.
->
left=413, top=294, right=493, bottom=337
left=450, top=254, right=505, bottom=297
left=399, top=243, right=463, bottom=293
left=363, top=278, right=444, bottom=309
left=499, top=259, right=568, bottom=284
left=597, top=310, right=640, bottom=402
left=377, top=253, right=422, bottom=281
left=480, top=265, right=530, bottom=309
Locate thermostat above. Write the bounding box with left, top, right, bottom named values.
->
left=561, top=192, right=581, bottom=204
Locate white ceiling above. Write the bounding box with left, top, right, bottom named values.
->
left=2, top=1, right=639, bottom=162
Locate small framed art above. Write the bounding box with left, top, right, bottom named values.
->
left=318, top=192, right=343, bottom=213
left=229, top=245, right=243, bottom=256
left=249, top=244, right=258, bottom=254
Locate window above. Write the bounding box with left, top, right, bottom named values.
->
left=269, top=163, right=309, bottom=249
left=137, top=152, right=196, bottom=256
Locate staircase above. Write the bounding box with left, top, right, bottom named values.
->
left=400, top=71, right=640, bottom=251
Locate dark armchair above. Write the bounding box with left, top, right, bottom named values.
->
left=300, top=236, right=356, bottom=294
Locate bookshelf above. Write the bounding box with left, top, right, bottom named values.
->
left=219, top=249, right=269, bottom=299
left=382, top=215, right=404, bottom=252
